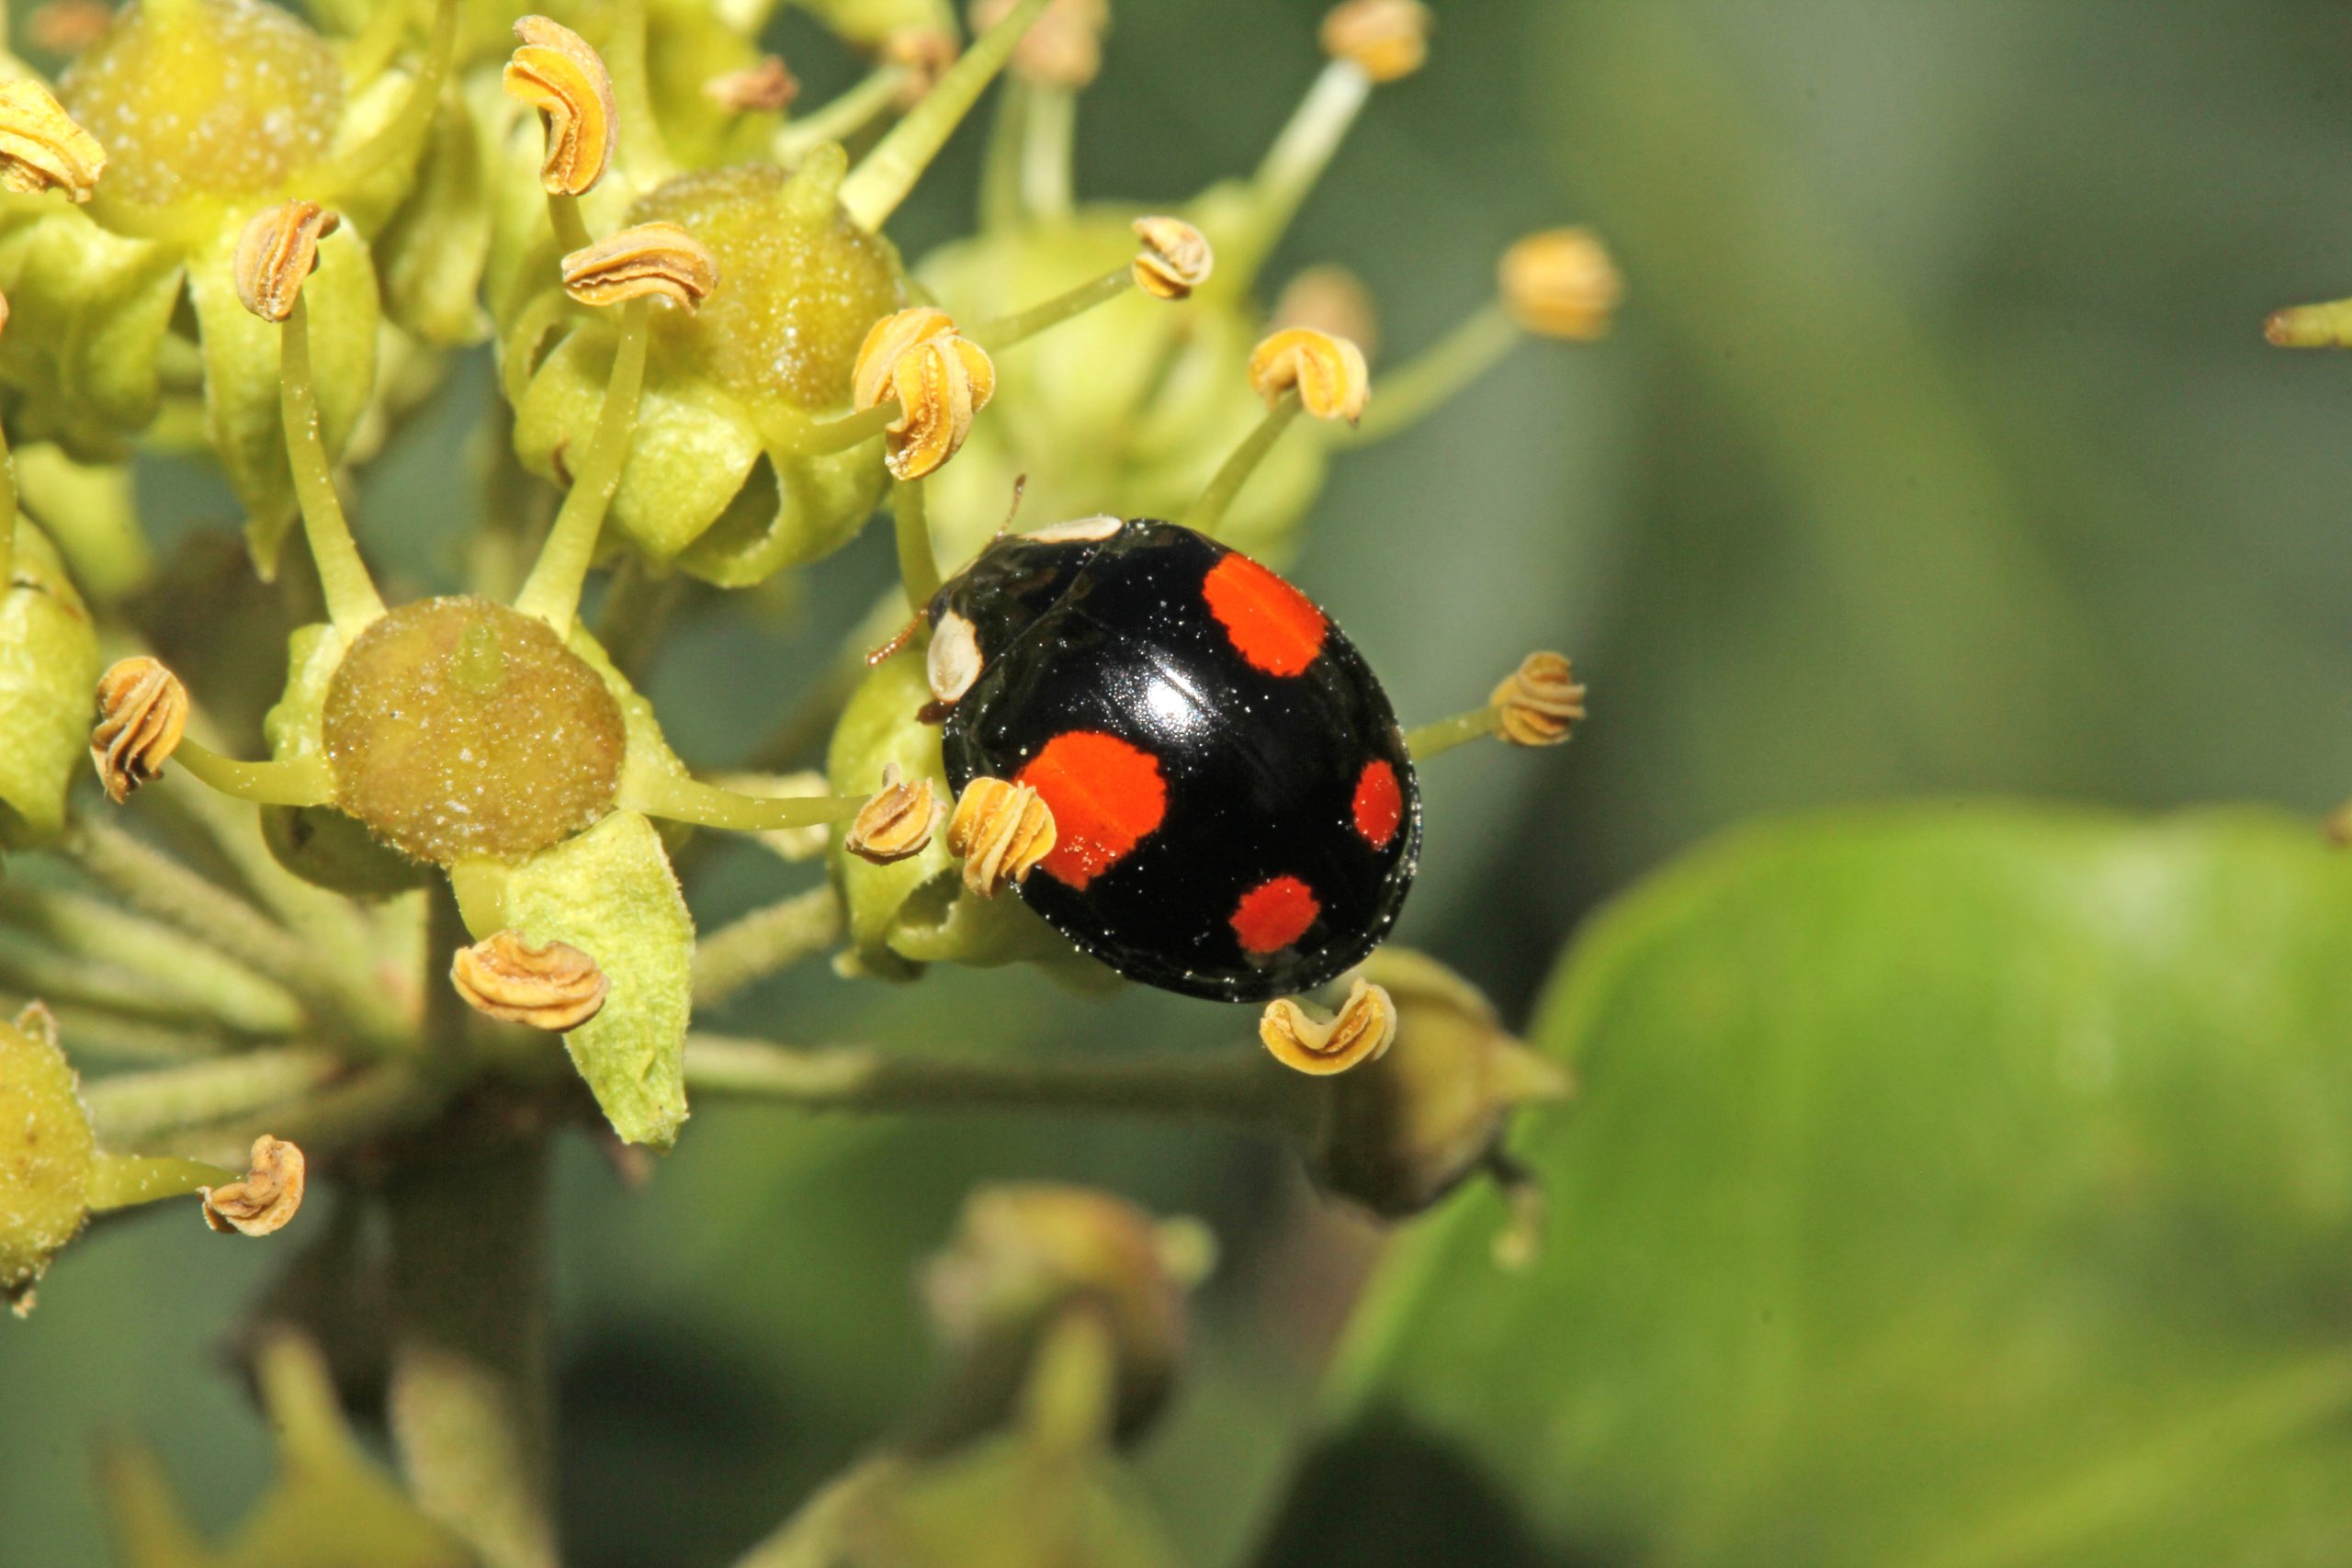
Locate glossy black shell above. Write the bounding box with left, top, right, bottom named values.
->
left=934, top=519, right=1420, bottom=1002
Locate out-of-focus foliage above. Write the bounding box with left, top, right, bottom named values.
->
left=1287, top=808, right=2352, bottom=1566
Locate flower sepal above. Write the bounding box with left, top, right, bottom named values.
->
left=0, top=515, right=99, bottom=848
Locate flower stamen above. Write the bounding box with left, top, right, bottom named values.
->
left=451, top=931, right=610, bottom=1032
left=1260, top=977, right=1396, bottom=1076
left=946, top=777, right=1057, bottom=897
left=0, top=77, right=104, bottom=203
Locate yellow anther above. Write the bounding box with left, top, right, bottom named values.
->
left=1491, top=651, right=1585, bottom=747
left=1260, top=977, right=1397, bottom=1076
left=90, top=657, right=189, bottom=804
left=705, top=55, right=800, bottom=114
left=504, top=14, right=619, bottom=197
left=1248, top=326, right=1371, bottom=424
left=0, top=287, right=10, bottom=340
left=1131, top=215, right=1214, bottom=301
left=560, top=221, right=719, bottom=310
left=232, top=200, right=342, bottom=323
left=451, top=930, right=611, bottom=1032
left=200, top=1135, right=306, bottom=1237
left=946, top=776, right=1057, bottom=897
left=1319, top=0, right=1430, bottom=84
left=1498, top=228, right=1623, bottom=341
left=846, top=764, right=943, bottom=864
left=0, top=77, right=104, bottom=202
left=854, top=307, right=997, bottom=481
left=973, top=0, right=1108, bottom=89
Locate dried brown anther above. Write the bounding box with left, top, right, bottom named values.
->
left=1261, top=977, right=1397, bottom=1077
left=846, top=763, right=943, bottom=864
left=705, top=55, right=800, bottom=113
left=884, top=25, right=959, bottom=107
left=1491, top=651, right=1585, bottom=747
left=201, top=1135, right=306, bottom=1237
left=1274, top=265, right=1379, bottom=363
left=854, top=307, right=997, bottom=481
left=1131, top=216, right=1213, bottom=301
left=561, top=222, right=719, bottom=311
left=973, top=0, right=1108, bottom=89
left=1498, top=228, right=1623, bottom=341
left=90, top=656, right=189, bottom=804
left=946, top=776, right=1057, bottom=897
left=451, top=931, right=611, bottom=1032
left=28, top=0, right=114, bottom=55
left=0, top=76, right=104, bottom=202
left=1248, top=326, right=1371, bottom=424
left=232, top=201, right=342, bottom=322
left=505, top=15, right=619, bottom=197
left=1319, top=0, right=1431, bottom=84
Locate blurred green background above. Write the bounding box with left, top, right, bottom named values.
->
left=14, top=0, right=2352, bottom=1563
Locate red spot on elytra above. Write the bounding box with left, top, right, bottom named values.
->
left=1016, top=730, right=1168, bottom=890
left=1230, top=874, right=1320, bottom=954
left=1351, top=759, right=1404, bottom=847
left=1202, top=552, right=1326, bottom=677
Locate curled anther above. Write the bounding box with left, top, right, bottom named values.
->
left=232, top=200, right=342, bottom=322
left=1499, top=228, right=1623, bottom=341
left=1131, top=216, right=1214, bottom=301
left=946, top=776, right=1057, bottom=897
left=847, top=763, right=943, bottom=864
left=504, top=15, right=619, bottom=196
left=974, top=0, right=1107, bottom=89
left=0, top=76, right=105, bottom=202
left=90, top=656, right=189, bottom=804
left=1261, top=977, right=1397, bottom=1077
left=854, top=307, right=998, bottom=480
left=1248, top=326, right=1371, bottom=424
left=705, top=55, right=800, bottom=113
left=200, top=1135, right=306, bottom=1237
left=561, top=221, right=719, bottom=310
left=451, top=931, right=611, bottom=1032
left=1319, top=0, right=1431, bottom=84
left=1491, top=651, right=1586, bottom=747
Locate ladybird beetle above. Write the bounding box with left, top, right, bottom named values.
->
left=924, top=515, right=1419, bottom=1003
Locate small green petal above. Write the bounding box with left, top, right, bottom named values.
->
left=372, top=96, right=492, bottom=347
left=13, top=444, right=151, bottom=603
left=0, top=518, right=100, bottom=849
left=0, top=209, right=183, bottom=454
left=456, top=811, right=693, bottom=1149
left=0, top=1009, right=96, bottom=1309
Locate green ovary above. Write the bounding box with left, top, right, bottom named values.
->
left=631, top=161, right=908, bottom=410
left=322, top=597, right=627, bottom=864
left=61, top=0, right=344, bottom=209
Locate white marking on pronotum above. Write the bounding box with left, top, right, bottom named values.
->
left=929, top=610, right=983, bottom=704
left=1025, top=513, right=1124, bottom=544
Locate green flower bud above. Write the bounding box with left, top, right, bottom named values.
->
left=510, top=151, right=910, bottom=583
left=0, top=1007, right=96, bottom=1313
left=0, top=208, right=183, bottom=457
left=0, top=516, right=100, bottom=848
left=1303, top=948, right=1572, bottom=1218
left=920, top=1183, right=1214, bottom=1448
left=59, top=0, right=345, bottom=209
left=320, top=596, right=626, bottom=865
left=825, top=650, right=1099, bottom=982
left=920, top=209, right=1327, bottom=568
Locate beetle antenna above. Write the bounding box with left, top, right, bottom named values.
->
left=998, top=474, right=1028, bottom=537
left=867, top=612, right=924, bottom=665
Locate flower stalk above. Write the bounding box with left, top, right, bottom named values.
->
left=1182, top=390, right=1302, bottom=537
left=838, top=0, right=1055, bottom=232
left=280, top=296, right=387, bottom=636
left=514, top=298, right=650, bottom=628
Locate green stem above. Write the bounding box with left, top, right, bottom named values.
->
left=515, top=298, right=650, bottom=629
left=1180, top=392, right=1302, bottom=537
left=281, top=297, right=387, bottom=637
left=0, top=886, right=304, bottom=1035
left=0, top=998, right=239, bottom=1063
left=1337, top=304, right=1521, bottom=446
left=389, top=1134, right=558, bottom=1568
left=775, top=64, right=909, bottom=165
left=683, top=1034, right=1311, bottom=1135
left=619, top=773, right=866, bottom=833
left=838, top=0, right=1053, bottom=231
left=0, top=418, right=15, bottom=592
left=967, top=265, right=1133, bottom=352
left=423, top=878, right=470, bottom=1063
left=594, top=555, right=683, bottom=680
left=775, top=399, right=897, bottom=457
left=144, top=1059, right=440, bottom=1168
left=82, top=1049, right=344, bottom=1146
left=151, top=775, right=385, bottom=984
left=1227, top=60, right=1373, bottom=285
left=602, top=0, right=674, bottom=184
left=1406, top=705, right=1501, bottom=760
left=978, top=74, right=1028, bottom=232
left=548, top=192, right=594, bottom=258
left=171, top=737, right=336, bottom=807
left=86, top=1154, right=238, bottom=1213
left=1021, top=83, right=1075, bottom=220
left=893, top=477, right=942, bottom=614
left=61, top=818, right=411, bottom=1055
left=692, top=887, right=842, bottom=1007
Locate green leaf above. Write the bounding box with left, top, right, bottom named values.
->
left=1306, top=807, right=2352, bottom=1568
left=455, top=811, right=692, bottom=1149
left=185, top=223, right=380, bottom=578
left=0, top=517, right=99, bottom=848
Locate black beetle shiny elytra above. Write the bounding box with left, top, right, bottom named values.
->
left=923, top=515, right=1419, bottom=1003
